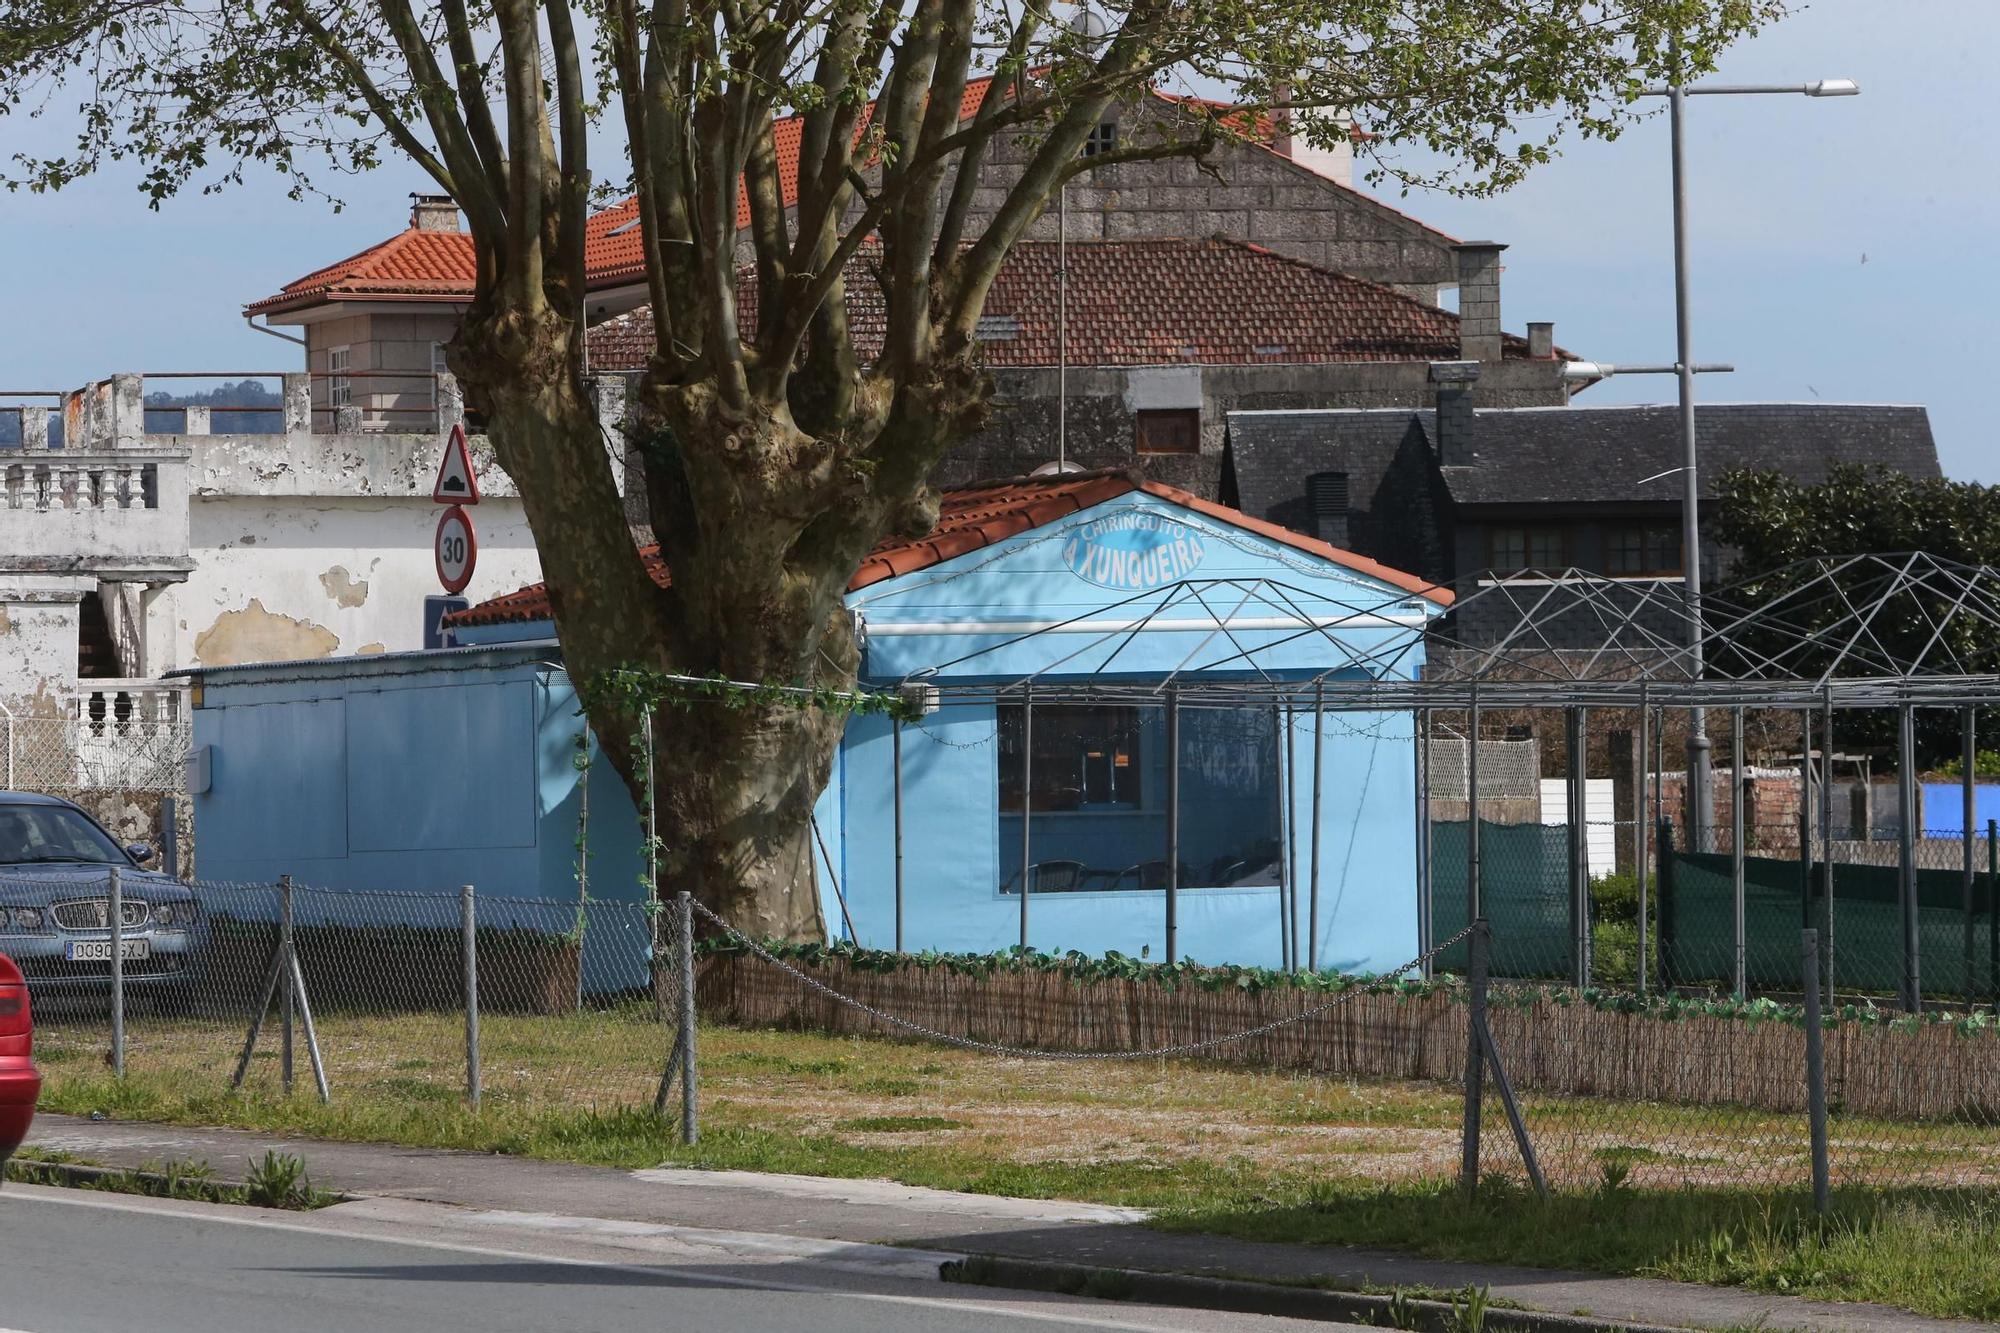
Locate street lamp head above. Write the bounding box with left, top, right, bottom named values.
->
left=1806, top=78, right=1861, bottom=97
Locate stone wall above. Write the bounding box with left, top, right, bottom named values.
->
left=955, top=100, right=1459, bottom=301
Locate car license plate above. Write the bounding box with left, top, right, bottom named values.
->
left=65, top=938, right=151, bottom=963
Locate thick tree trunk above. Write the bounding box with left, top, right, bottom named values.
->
left=647, top=628, right=851, bottom=940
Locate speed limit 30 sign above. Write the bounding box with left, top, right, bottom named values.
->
left=435, top=504, right=478, bottom=594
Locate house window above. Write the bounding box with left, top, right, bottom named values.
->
left=327, top=346, right=351, bottom=409
left=1489, top=524, right=1565, bottom=574
left=1604, top=522, right=1682, bottom=576
left=1135, top=408, right=1200, bottom=455
left=1083, top=121, right=1118, bottom=158
left=996, top=705, right=1283, bottom=895
left=999, top=705, right=1143, bottom=814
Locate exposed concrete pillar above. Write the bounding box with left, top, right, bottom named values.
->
left=181, top=405, right=211, bottom=436
left=334, top=404, right=363, bottom=433
left=110, top=373, right=145, bottom=448
left=435, top=372, right=465, bottom=433
left=282, top=373, right=313, bottom=435
left=19, top=406, right=49, bottom=451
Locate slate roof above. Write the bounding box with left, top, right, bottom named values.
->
left=1227, top=403, right=1943, bottom=517
left=443, top=467, right=1451, bottom=629
left=1222, top=409, right=1450, bottom=584
left=249, top=82, right=1453, bottom=316
left=586, top=237, right=1539, bottom=371
left=1431, top=404, right=1943, bottom=506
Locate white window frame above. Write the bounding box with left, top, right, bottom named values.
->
left=328, top=345, right=352, bottom=409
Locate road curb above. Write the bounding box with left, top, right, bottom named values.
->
left=939, top=1254, right=1705, bottom=1333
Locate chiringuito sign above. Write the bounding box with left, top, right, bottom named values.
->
left=1061, top=511, right=1207, bottom=591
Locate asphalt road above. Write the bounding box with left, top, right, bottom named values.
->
left=0, top=1185, right=1330, bottom=1333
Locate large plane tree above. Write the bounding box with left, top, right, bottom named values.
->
left=3, top=0, right=1782, bottom=937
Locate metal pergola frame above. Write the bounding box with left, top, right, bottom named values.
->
left=856, top=554, right=2000, bottom=1009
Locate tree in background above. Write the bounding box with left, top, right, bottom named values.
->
left=1714, top=464, right=2000, bottom=766
left=2, top=0, right=1784, bottom=937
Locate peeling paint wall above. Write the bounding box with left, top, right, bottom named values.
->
left=172, top=494, right=542, bottom=664
left=0, top=578, right=89, bottom=714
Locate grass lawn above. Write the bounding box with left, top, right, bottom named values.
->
left=29, top=1005, right=2000, bottom=1321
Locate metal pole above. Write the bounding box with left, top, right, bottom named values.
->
left=280, top=872, right=295, bottom=1095
left=1799, top=709, right=1814, bottom=936
left=1989, top=818, right=1998, bottom=1016
left=1019, top=685, right=1032, bottom=950
left=1898, top=703, right=1921, bottom=1013
left=1566, top=706, right=1586, bottom=989
left=1822, top=686, right=1836, bottom=995
left=461, top=884, right=480, bottom=1108
left=892, top=718, right=905, bottom=953
left=1417, top=707, right=1434, bottom=977
left=1637, top=690, right=1651, bottom=993
left=1732, top=705, right=1746, bottom=999
left=1056, top=183, right=1067, bottom=470
left=1309, top=682, right=1324, bottom=973
left=109, top=866, right=124, bottom=1078
left=1802, top=927, right=1831, bottom=1213
left=1669, top=67, right=1714, bottom=858
left=1273, top=705, right=1293, bottom=972
left=1165, top=688, right=1180, bottom=965
left=287, top=946, right=331, bottom=1104
left=644, top=711, right=658, bottom=963
left=1285, top=703, right=1300, bottom=973
left=1460, top=917, right=1490, bottom=1197
left=678, top=891, right=698, bottom=1144
left=1964, top=707, right=1976, bottom=1004
left=1468, top=687, right=1482, bottom=924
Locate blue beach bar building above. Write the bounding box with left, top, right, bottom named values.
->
left=188, top=469, right=1449, bottom=974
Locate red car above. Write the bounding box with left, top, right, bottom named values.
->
left=0, top=952, right=38, bottom=1170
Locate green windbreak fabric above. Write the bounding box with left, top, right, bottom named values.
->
left=1430, top=820, right=1577, bottom=978
left=1662, top=849, right=2000, bottom=998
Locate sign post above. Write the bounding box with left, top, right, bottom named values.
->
left=432, top=423, right=480, bottom=596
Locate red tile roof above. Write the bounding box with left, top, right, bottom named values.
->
left=249, top=80, right=1451, bottom=316
left=443, top=468, right=1451, bottom=630
left=586, top=236, right=1537, bottom=371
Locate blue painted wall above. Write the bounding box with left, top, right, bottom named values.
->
left=196, top=491, right=1437, bottom=977
left=188, top=645, right=649, bottom=989
left=817, top=492, right=1436, bottom=973
left=1920, top=783, right=2000, bottom=837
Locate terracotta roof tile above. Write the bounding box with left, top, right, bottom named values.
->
left=588, top=236, right=1534, bottom=371
left=443, top=469, right=1449, bottom=630
left=248, top=77, right=1457, bottom=316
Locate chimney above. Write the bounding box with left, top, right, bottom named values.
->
left=1429, top=361, right=1481, bottom=467
left=1527, top=321, right=1555, bottom=360
left=1306, top=471, right=1350, bottom=548
left=411, top=193, right=461, bottom=232
left=1453, top=241, right=1507, bottom=363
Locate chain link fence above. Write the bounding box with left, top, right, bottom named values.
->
left=9, top=871, right=695, bottom=1131
left=13, top=864, right=2000, bottom=1204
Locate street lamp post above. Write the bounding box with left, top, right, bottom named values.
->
left=1637, top=71, right=1859, bottom=852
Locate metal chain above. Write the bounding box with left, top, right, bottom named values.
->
left=691, top=899, right=1474, bottom=1062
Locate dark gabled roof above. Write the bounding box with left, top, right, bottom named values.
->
left=1433, top=404, right=1942, bottom=507
left=1222, top=408, right=1451, bottom=585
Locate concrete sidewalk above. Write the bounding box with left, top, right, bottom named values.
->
left=21, top=1114, right=1980, bottom=1333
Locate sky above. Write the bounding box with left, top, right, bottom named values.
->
left=2, top=0, right=1991, bottom=478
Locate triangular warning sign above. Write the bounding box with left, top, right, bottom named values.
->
left=433, top=422, right=481, bottom=505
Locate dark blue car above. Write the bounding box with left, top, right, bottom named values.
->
left=0, top=792, right=203, bottom=991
